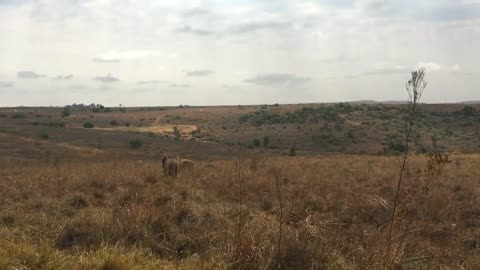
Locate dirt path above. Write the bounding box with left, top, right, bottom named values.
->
left=0, top=133, right=104, bottom=157
left=91, top=124, right=198, bottom=137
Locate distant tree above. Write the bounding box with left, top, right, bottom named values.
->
left=462, top=106, right=476, bottom=117
left=62, top=106, right=71, bottom=117
left=83, top=122, right=94, bottom=128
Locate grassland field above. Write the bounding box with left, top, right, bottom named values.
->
left=0, top=103, right=480, bottom=269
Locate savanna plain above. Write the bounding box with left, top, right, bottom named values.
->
left=0, top=102, right=480, bottom=269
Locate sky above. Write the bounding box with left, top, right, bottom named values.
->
left=0, top=0, right=479, bottom=106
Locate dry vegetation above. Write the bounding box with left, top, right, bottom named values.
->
left=1, top=153, right=480, bottom=269
left=1, top=100, right=480, bottom=269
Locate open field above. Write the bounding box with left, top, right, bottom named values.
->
left=1, top=104, right=480, bottom=269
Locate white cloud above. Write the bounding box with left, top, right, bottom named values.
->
left=92, top=50, right=175, bottom=62
left=451, top=64, right=462, bottom=72
left=416, top=62, right=442, bottom=72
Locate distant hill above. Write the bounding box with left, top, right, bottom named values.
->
left=0, top=102, right=479, bottom=158
left=458, top=101, right=480, bottom=105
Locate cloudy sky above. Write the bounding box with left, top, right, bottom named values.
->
left=0, top=0, right=479, bottom=106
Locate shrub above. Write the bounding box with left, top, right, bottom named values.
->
left=125, top=122, right=130, bottom=127
left=11, top=113, right=25, bottom=119
left=66, top=193, right=89, bottom=209
left=146, top=132, right=156, bottom=138
left=129, top=139, right=142, bottom=149
left=153, top=194, right=172, bottom=208
left=0, top=214, right=15, bottom=226
left=461, top=106, right=476, bottom=117
left=263, top=136, right=270, bottom=147
left=48, top=122, right=65, bottom=128
left=288, top=146, right=296, bottom=156
left=83, top=122, right=94, bottom=128
left=56, top=216, right=102, bottom=249
left=39, top=133, right=49, bottom=140
left=62, top=107, right=71, bottom=117
left=252, top=138, right=261, bottom=148
left=110, top=120, right=119, bottom=126
left=386, top=142, right=407, bottom=153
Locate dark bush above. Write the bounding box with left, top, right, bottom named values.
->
left=263, top=136, right=270, bottom=147
left=83, top=122, right=94, bottom=128
left=56, top=217, right=102, bottom=249
left=110, top=120, right=119, bottom=126
left=66, top=193, right=89, bottom=209
left=0, top=214, right=15, bottom=226
left=48, top=122, right=65, bottom=128
left=62, top=107, right=71, bottom=117
left=252, top=138, right=261, bottom=148
left=288, top=146, right=296, bottom=157
left=461, top=106, right=476, bottom=117
left=129, top=139, right=142, bottom=149
left=39, top=133, right=49, bottom=140
left=11, top=113, right=25, bottom=119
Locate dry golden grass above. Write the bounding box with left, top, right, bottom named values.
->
left=1, top=154, right=480, bottom=269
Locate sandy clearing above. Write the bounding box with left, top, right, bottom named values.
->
left=92, top=124, right=198, bottom=136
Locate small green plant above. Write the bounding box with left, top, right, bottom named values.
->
left=252, top=138, right=261, bottom=148
left=263, top=136, right=270, bottom=147
left=288, top=146, right=296, bottom=156
left=129, top=139, right=142, bottom=149
left=83, top=122, right=94, bottom=128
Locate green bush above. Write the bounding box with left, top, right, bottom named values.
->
left=252, top=138, right=261, bottom=148
left=66, top=193, right=89, bottom=209
left=110, top=120, right=119, bottom=126
left=263, top=136, right=270, bottom=147
left=39, top=133, right=49, bottom=140
left=288, top=146, right=296, bottom=157
left=11, top=113, right=25, bottom=119
left=83, top=122, right=94, bottom=128
left=48, top=122, right=65, bottom=128
left=129, top=139, right=142, bottom=149
left=62, top=107, right=71, bottom=117
left=461, top=106, right=476, bottom=116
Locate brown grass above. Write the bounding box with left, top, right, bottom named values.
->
left=1, top=154, right=480, bottom=269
